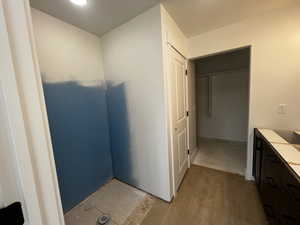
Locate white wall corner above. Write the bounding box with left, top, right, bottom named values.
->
left=160, top=4, right=189, bottom=58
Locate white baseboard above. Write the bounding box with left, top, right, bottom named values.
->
left=197, top=136, right=247, bottom=143
left=245, top=172, right=255, bottom=181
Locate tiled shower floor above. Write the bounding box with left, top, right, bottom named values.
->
left=64, top=179, right=154, bottom=225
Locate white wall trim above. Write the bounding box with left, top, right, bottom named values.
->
left=0, top=0, right=43, bottom=224
left=185, top=60, right=191, bottom=169
left=245, top=46, right=253, bottom=180
left=2, top=0, right=65, bottom=224
left=161, top=29, right=176, bottom=199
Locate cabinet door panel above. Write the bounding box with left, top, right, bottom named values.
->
left=280, top=165, right=300, bottom=225
left=280, top=215, right=298, bottom=225
left=261, top=143, right=281, bottom=224
left=264, top=204, right=279, bottom=225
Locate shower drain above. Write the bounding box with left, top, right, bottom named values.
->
left=96, top=214, right=110, bottom=225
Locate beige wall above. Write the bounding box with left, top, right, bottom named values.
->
left=31, top=8, right=104, bottom=84
left=196, top=70, right=249, bottom=142
left=31, top=8, right=113, bottom=211
left=188, top=5, right=300, bottom=178
left=161, top=5, right=188, bottom=57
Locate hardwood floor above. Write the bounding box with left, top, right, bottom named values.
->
left=140, top=165, right=267, bottom=225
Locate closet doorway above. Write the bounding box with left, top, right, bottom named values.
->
left=192, top=47, right=250, bottom=176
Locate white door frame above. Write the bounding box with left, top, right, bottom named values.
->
left=0, top=1, right=43, bottom=224
left=190, top=46, right=252, bottom=180
left=185, top=60, right=191, bottom=168
left=1, top=0, right=65, bottom=225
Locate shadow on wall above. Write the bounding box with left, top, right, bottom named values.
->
left=42, top=80, right=113, bottom=212
left=106, top=82, right=135, bottom=186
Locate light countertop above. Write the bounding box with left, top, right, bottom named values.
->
left=258, top=128, right=300, bottom=178
left=258, top=129, right=288, bottom=144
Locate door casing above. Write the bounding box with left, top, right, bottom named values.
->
left=0, top=0, right=65, bottom=224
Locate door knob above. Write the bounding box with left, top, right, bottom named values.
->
left=0, top=202, right=24, bottom=225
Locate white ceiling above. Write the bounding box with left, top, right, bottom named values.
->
left=162, top=0, right=299, bottom=37
left=30, top=0, right=160, bottom=37
left=30, top=0, right=299, bottom=38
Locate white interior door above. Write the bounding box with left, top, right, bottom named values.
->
left=168, top=45, right=188, bottom=191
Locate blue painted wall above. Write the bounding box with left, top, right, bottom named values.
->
left=106, top=83, right=132, bottom=183
left=43, top=81, right=113, bottom=212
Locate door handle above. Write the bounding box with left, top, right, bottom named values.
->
left=0, top=202, right=24, bottom=224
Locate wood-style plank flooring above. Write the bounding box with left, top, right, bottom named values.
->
left=140, top=165, right=267, bottom=225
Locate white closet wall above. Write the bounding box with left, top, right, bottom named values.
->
left=101, top=5, right=172, bottom=201
left=197, top=70, right=249, bottom=142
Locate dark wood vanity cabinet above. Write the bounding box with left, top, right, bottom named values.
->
left=253, top=129, right=300, bottom=225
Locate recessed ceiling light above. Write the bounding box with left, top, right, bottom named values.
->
left=70, top=0, right=87, bottom=6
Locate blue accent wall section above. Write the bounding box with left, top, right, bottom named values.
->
left=106, top=83, right=133, bottom=183
left=42, top=81, right=113, bottom=212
